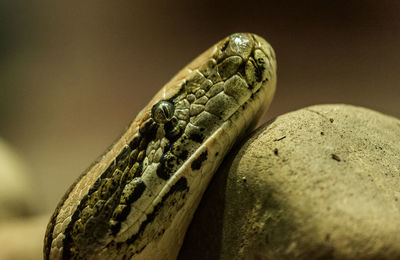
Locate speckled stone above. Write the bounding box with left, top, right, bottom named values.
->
left=179, top=104, right=400, bottom=260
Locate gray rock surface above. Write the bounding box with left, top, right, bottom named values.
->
left=179, top=104, right=400, bottom=260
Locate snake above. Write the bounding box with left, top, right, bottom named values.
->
left=43, top=33, right=277, bottom=260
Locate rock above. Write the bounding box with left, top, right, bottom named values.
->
left=0, top=138, right=38, bottom=220
left=0, top=138, right=43, bottom=259
left=179, top=104, right=400, bottom=260
left=0, top=214, right=49, bottom=260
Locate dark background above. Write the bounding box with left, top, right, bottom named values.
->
left=1, top=0, right=399, bottom=211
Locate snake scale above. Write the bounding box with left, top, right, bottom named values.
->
left=44, top=33, right=277, bottom=259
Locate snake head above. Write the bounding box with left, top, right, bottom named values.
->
left=44, top=33, right=276, bottom=260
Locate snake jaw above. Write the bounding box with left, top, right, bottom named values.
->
left=44, top=33, right=276, bottom=260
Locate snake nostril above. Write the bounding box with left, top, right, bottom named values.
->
left=220, top=40, right=229, bottom=52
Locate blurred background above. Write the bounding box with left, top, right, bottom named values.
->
left=0, top=0, right=399, bottom=258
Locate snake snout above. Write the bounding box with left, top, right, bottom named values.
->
left=225, top=33, right=254, bottom=60
left=244, top=33, right=276, bottom=93
left=218, top=33, right=276, bottom=95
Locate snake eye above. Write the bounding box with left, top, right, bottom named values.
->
left=152, top=100, right=175, bottom=123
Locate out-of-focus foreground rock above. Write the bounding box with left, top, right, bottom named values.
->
left=0, top=138, right=44, bottom=260
left=180, top=104, right=400, bottom=260
left=0, top=138, right=37, bottom=219
left=0, top=215, right=48, bottom=260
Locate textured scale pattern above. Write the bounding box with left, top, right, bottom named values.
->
left=44, top=33, right=277, bottom=260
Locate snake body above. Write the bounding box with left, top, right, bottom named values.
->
left=44, top=33, right=277, bottom=259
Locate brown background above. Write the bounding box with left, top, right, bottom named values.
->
left=0, top=0, right=399, bottom=212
